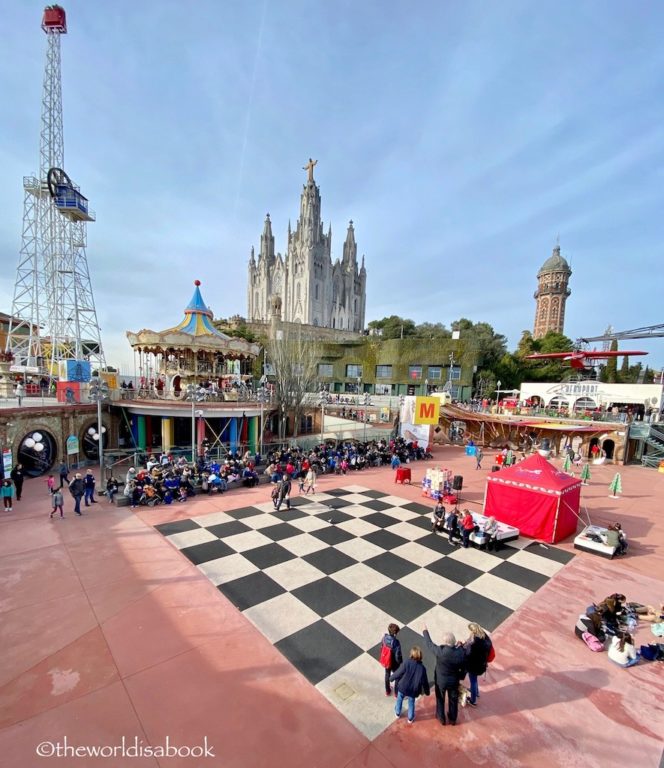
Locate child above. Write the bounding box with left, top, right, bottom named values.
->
left=304, top=466, right=317, bottom=494
left=50, top=488, right=64, bottom=518
left=298, top=471, right=306, bottom=495
left=46, top=474, right=55, bottom=494
left=1, top=478, right=13, bottom=512
left=381, top=623, right=403, bottom=696
left=178, top=486, right=188, bottom=503
left=391, top=646, right=430, bottom=723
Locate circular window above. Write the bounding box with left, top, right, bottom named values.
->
left=82, top=423, right=108, bottom=460
left=17, top=430, right=57, bottom=477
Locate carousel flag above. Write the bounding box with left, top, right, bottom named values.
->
left=609, top=473, right=622, bottom=498
left=580, top=463, right=591, bottom=484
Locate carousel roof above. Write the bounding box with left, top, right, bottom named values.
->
left=126, top=280, right=260, bottom=357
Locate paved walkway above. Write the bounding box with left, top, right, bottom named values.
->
left=0, top=448, right=662, bottom=767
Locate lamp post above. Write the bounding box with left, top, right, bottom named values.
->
left=357, top=376, right=362, bottom=407
left=89, top=376, right=110, bottom=484
left=185, top=383, right=198, bottom=463
left=319, top=390, right=326, bottom=445
left=257, top=386, right=268, bottom=457
left=424, top=377, right=429, bottom=395
left=496, top=380, right=502, bottom=412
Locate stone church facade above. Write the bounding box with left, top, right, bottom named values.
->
left=247, top=161, right=367, bottom=331
left=533, top=244, right=572, bottom=338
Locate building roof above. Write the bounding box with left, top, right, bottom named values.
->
left=538, top=245, right=571, bottom=276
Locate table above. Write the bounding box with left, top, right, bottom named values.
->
left=395, top=467, right=411, bottom=484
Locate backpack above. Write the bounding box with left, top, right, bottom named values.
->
left=487, top=641, right=496, bottom=663
left=651, top=623, right=664, bottom=638
left=379, top=639, right=393, bottom=669
left=581, top=631, right=605, bottom=652
left=640, top=644, right=660, bottom=661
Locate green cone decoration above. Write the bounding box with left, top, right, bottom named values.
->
left=609, top=473, right=622, bottom=497
left=580, top=463, right=590, bottom=484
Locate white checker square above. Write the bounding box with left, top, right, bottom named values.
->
left=316, top=653, right=393, bottom=741
left=197, top=553, right=258, bottom=586
left=223, top=529, right=274, bottom=553
left=340, top=493, right=375, bottom=504
left=264, top=558, right=326, bottom=591
left=329, top=562, right=392, bottom=597
left=190, top=511, right=236, bottom=527
left=466, top=572, right=534, bottom=611
left=336, top=517, right=381, bottom=538
left=397, top=570, right=462, bottom=604
left=288, top=515, right=329, bottom=533
left=447, top=545, right=503, bottom=572
left=335, top=537, right=385, bottom=563
left=241, top=513, right=283, bottom=531
left=294, top=502, right=331, bottom=515
left=392, top=540, right=449, bottom=567
left=379, top=506, right=418, bottom=522
left=244, top=592, right=320, bottom=644
left=377, top=495, right=413, bottom=507
left=413, top=604, right=470, bottom=641
left=507, top=548, right=567, bottom=577
left=279, top=532, right=329, bottom=557
left=308, top=493, right=335, bottom=502
left=252, top=501, right=279, bottom=513
left=337, top=485, right=371, bottom=493
left=386, top=520, right=429, bottom=542
left=342, top=504, right=382, bottom=518
left=326, top=598, right=395, bottom=651
left=167, top=527, right=218, bottom=550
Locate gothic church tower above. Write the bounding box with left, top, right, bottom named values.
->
left=247, top=161, right=367, bottom=331
left=533, top=244, right=572, bottom=338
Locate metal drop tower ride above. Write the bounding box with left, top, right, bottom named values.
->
left=6, top=5, right=105, bottom=374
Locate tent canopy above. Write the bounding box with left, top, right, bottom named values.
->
left=483, top=454, right=581, bottom=543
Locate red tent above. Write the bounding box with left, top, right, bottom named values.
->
left=483, top=453, right=582, bottom=544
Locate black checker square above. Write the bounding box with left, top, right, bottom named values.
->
left=418, top=533, right=458, bottom=555
left=155, top=519, right=201, bottom=536
left=409, top=514, right=438, bottom=533
left=314, top=509, right=355, bottom=525
left=206, top=520, right=252, bottom=539
left=303, top=547, right=357, bottom=575
left=365, top=582, right=435, bottom=625
left=272, top=506, right=308, bottom=521
left=276, top=620, right=363, bottom=686
left=224, top=506, right=265, bottom=520
left=287, top=496, right=311, bottom=507
left=523, top=541, right=574, bottom=565
left=323, top=488, right=354, bottom=497
left=356, top=489, right=388, bottom=499
left=490, top=560, right=549, bottom=592
left=425, top=556, right=484, bottom=586
left=361, top=511, right=400, bottom=529
left=311, top=524, right=356, bottom=546
left=441, top=588, right=512, bottom=632
left=292, top=576, right=358, bottom=617
left=362, top=529, right=409, bottom=551
left=242, top=542, right=297, bottom=570
left=365, top=551, right=419, bottom=581
left=359, top=499, right=393, bottom=512
left=259, top=522, right=303, bottom=542
left=217, top=571, right=285, bottom=611
left=323, top=498, right=354, bottom=509
left=486, top=543, right=521, bottom=560
left=180, top=539, right=234, bottom=565
left=401, top=501, right=433, bottom=515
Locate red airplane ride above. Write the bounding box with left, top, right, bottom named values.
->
left=526, top=349, right=648, bottom=370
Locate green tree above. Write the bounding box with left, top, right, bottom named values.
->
left=367, top=316, right=417, bottom=339
left=605, top=339, right=618, bottom=383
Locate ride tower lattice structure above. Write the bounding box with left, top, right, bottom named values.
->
left=5, top=5, right=105, bottom=375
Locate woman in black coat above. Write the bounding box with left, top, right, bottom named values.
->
left=10, top=464, right=24, bottom=501
left=464, top=622, right=492, bottom=706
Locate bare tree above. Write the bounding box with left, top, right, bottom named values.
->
left=267, top=325, right=321, bottom=439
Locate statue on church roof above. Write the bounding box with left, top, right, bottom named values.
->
left=302, top=157, right=317, bottom=183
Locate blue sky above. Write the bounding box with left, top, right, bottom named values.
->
left=1, top=0, right=663, bottom=371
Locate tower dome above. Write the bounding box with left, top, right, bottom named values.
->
left=537, top=245, right=571, bottom=277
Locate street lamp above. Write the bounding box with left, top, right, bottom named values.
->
left=89, top=376, right=110, bottom=484
left=319, top=390, right=327, bottom=444
left=357, top=376, right=362, bottom=406
left=185, top=384, right=206, bottom=462
left=424, top=377, right=429, bottom=395
left=257, top=386, right=269, bottom=456
left=496, top=380, right=502, bottom=412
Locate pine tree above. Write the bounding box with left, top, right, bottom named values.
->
left=580, top=463, right=590, bottom=484
left=606, top=340, right=618, bottom=383
left=609, top=473, right=622, bottom=497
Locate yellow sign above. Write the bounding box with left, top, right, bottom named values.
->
left=414, top=396, right=439, bottom=425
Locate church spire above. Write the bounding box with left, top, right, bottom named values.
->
left=260, top=213, right=275, bottom=263
left=343, top=220, right=357, bottom=267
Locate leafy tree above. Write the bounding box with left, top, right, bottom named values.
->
left=415, top=322, right=450, bottom=339
left=605, top=339, right=618, bottom=383
left=619, top=355, right=630, bottom=382
left=367, top=316, right=417, bottom=339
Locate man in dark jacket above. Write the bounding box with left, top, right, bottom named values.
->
left=83, top=469, right=97, bottom=505
left=68, top=473, right=85, bottom=516
left=10, top=464, right=24, bottom=502
left=423, top=626, right=466, bottom=725
left=275, top=474, right=292, bottom=511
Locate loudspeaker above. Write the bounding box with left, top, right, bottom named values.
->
left=452, top=474, right=463, bottom=491
left=491, top=465, right=501, bottom=472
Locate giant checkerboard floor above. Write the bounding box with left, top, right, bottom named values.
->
left=155, top=485, right=574, bottom=739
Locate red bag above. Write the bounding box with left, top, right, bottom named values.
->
left=379, top=641, right=393, bottom=669
left=487, top=644, right=496, bottom=663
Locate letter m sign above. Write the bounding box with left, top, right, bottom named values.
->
left=414, top=397, right=439, bottom=425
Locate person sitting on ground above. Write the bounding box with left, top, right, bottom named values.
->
left=597, top=594, right=627, bottom=634
left=602, top=522, right=628, bottom=556
left=432, top=501, right=446, bottom=533
left=575, top=609, right=606, bottom=643
left=608, top=630, right=639, bottom=667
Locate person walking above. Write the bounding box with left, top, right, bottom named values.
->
left=1, top=478, right=13, bottom=511
left=68, top=473, right=85, bottom=516
left=59, top=461, right=69, bottom=488
left=391, top=645, right=430, bottom=723
left=380, top=623, right=403, bottom=697
left=463, top=623, right=492, bottom=706
left=50, top=487, right=64, bottom=518
left=304, top=466, right=317, bottom=494
left=475, top=448, right=483, bottom=470
left=10, top=464, right=24, bottom=502
left=46, top=473, right=56, bottom=494
left=422, top=626, right=466, bottom=726
left=15, top=382, right=25, bottom=407
left=83, top=469, right=97, bottom=506
left=275, top=473, right=292, bottom=511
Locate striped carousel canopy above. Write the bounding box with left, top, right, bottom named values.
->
left=167, top=280, right=230, bottom=338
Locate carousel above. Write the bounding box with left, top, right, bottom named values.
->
left=126, top=280, right=260, bottom=399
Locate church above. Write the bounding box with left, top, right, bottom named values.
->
left=247, top=160, right=367, bottom=331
